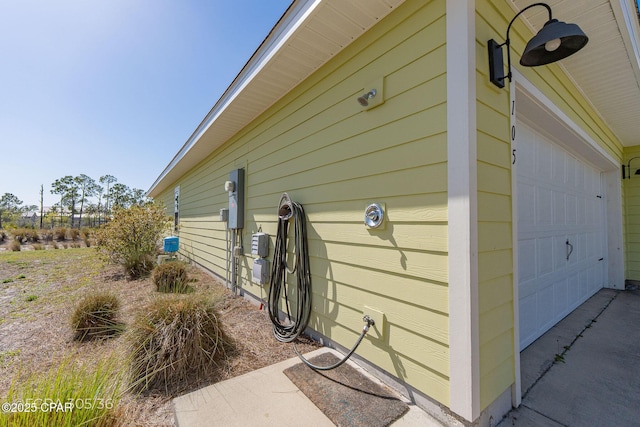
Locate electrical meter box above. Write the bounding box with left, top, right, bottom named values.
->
left=251, top=233, right=269, bottom=257
left=252, top=258, right=269, bottom=285
left=228, top=168, right=245, bottom=229
left=163, top=236, right=179, bottom=253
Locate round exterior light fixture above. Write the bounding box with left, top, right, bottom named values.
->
left=487, top=2, right=588, bottom=88
left=520, top=18, right=588, bottom=66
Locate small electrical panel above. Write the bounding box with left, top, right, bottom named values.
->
left=251, top=233, right=269, bottom=257
left=227, top=168, right=245, bottom=229
left=252, top=258, right=269, bottom=285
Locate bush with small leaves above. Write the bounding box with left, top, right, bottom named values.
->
left=72, top=292, right=122, bottom=342
left=94, top=204, right=171, bottom=279
left=128, top=294, right=227, bottom=393
left=152, top=262, right=189, bottom=293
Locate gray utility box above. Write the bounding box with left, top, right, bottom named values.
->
left=251, top=232, right=269, bottom=258
left=252, top=258, right=269, bottom=285
left=228, top=168, right=244, bottom=229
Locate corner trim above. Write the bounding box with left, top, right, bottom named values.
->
left=446, top=0, right=479, bottom=421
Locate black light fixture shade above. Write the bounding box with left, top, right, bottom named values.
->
left=488, top=2, right=588, bottom=88
left=520, top=19, right=588, bottom=66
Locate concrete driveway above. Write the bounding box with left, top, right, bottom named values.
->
left=498, top=288, right=640, bottom=426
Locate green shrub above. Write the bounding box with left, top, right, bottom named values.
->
left=152, top=262, right=189, bottom=293
left=72, top=292, right=122, bottom=342
left=9, top=240, right=20, bottom=251
left=2, top=358, right=123, bottom=427
left=128, top=294, right=227, bottom=393
left=94, top=204, right=170, bottom=279
left=54, top=227, right=67, bottom=241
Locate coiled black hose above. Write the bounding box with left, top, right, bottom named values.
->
left=267, top=193, right=375, bottom=370
left=268, top=193, right=312, bottom=343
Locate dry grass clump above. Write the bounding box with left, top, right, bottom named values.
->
left=41, top=229, right=54, bottom=242
left=8, top=240, right=21, bottom=251
left=11, top=228, right=39, bottom=243
left=72, top=292, right=123, bottom=342
left=69, top=228, right=80, bottom=240
left=152, top=262, right=189, bottom=293
left=54, top=227, right=67, bottom=241
left=3, top=357, right=124, bottom=427
left=128, top=294, right=228, bottom=394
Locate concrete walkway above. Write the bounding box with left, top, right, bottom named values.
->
left=173, top=348, right=443, bottom=427
left=499, top=288, right=640, bottom=426
left=173, top=288, right=640, bottom=426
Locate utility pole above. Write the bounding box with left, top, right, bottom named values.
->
left=39, top=184, right=44, bottom=229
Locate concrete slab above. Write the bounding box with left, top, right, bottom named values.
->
left=519, top=289, right=618, bottom=394
left=500, top=289, right=640, bottom=426
left=523, top=290, right=640, bottom=426
left=498, top=405, right=564, bottom=427
left=174, top=348, right=443, bottom=427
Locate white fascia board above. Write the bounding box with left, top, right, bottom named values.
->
left=446, top=0, right=479, bottom=422
left=147, top=0, right=322, bottom=197
left=611, top=0, right=640, bottom=82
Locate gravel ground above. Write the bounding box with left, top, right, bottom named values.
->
left=0, top=245, right=318, bottom=426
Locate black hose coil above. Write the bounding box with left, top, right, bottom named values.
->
left=267, top=193, right=312, bottom=343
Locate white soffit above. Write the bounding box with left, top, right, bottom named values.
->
left=511, top=0, right=640, bottom=148
left=148, top=0, right=405, bottom=197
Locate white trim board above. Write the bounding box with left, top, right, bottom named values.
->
left=446, top=0, right=479, bottom=422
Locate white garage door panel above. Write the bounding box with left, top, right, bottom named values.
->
left=517, top=123, right=605, bottom=350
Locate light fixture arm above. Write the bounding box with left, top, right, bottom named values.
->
left=500, top=2, right=553, bottom=83
left=623, top=156, right=640, bottom=179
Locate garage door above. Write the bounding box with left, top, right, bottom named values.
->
left=517, top=123, right=605, bottom=350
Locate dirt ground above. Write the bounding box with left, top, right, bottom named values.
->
left=0, top=242, right=318, bottom=426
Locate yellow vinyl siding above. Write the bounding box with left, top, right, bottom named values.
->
left=477, top=0, right=624, bottom=410
left=158, top=0, right=450, bottom=405
left=624, top=147, right=640, bottom=280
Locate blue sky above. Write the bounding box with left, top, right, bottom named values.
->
left=0, top=0, right=292, bottom=207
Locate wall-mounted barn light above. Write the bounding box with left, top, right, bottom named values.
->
left=488, top=2, right=588, bottom=88
left=357, top=89, right=377, bottom=107
left=622, top=157, right=640, bottom=179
